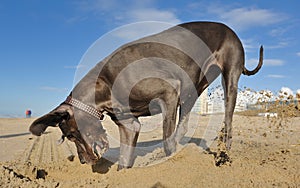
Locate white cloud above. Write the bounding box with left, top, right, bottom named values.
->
left=266, top=74, right=285, bottom=78
left=112, top=22, right=175, bottom=40
left=64, top=65, right=86, bottom=69
left=269, top=27, right=288, bottom=37
left=247, top=58, right=284, bottom=67
left=126, top=8, right=180, bottom=23
left=72, top=1, right=181, bottom=40
left=265, top=41, right=289, bottom=49
left=242, top=39, right=288, bottom=53
left=40, top=86, right=68, bottom=92
left=73, top=1, right=180, bottom=24
left=210, top=6, right=286, bottom=30
left=65, top=16, right=88, bottom=24
left=74, top=0, right=117, bottom=12
left=297, top=52, right=300, bottom=57
left=241, top=38, right=256, bottom=49
left=240, top=38, right=264, bottom=52
left=264, top=59, right=285, bottom=66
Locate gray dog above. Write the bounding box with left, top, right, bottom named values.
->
left=30, top=21, right=263, bottom=170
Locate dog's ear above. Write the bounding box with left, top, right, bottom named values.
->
left=29, top=109, right=70, bottom=136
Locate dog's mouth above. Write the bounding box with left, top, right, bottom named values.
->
left=57, top=118, right=109, bottom=165
left=75, top=140, right=98, bottom=164
left=74, top=135, right=109, bottom=165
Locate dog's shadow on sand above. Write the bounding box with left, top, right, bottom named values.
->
left=91, top=137, right=211, bottom=174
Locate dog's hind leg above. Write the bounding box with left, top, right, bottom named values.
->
left=221, top=71, right=240, bottom=150
left=174, top=109, right=190, bottom=144
left=158, top=79, right=181, bottom=156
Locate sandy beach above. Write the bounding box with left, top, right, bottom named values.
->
left=0, top=114, right=299, bottom=187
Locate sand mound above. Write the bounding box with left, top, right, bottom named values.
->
left=0, top=115, right=299, bottom=187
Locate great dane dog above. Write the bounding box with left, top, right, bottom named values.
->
left=29, top=22, right=263, bottom=170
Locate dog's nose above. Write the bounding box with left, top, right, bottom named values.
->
left=80, top=158, right=86, bottom=164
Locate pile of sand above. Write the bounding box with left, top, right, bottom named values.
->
left=0, top=115, right=299, bottom=187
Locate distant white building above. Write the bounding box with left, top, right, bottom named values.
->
left=199, top=88, right=208, bottom=114
left=296, top=90, right=300, bottom=109
left=192, top=87, right=253, bottom=114
left=192, top=87, right=225, bottom=114
left=192, top=87, right=300, bottom=114
left=192, top=88, right=208, bottom=114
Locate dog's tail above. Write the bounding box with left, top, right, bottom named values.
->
left=242, top=45, right=263, bottom=76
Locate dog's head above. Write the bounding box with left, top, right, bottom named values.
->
left=29, top=104, right=109, bottom=164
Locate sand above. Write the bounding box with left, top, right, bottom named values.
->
left=0, top=114, right=299, bottom=187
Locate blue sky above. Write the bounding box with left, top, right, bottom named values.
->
left=0, top=0, right=299, bottom=117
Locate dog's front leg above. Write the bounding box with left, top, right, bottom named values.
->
left=116, top=118, right=141, bottom=170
